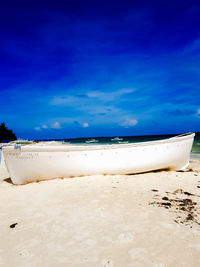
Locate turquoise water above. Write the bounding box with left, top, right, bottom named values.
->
left=191, top=135, right=200, bottom=153
left=191, top=134, right=200, bottom=159
left=61, top=134, right=172, bottom=145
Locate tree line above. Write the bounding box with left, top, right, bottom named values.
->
left=0, top=123, right=17, bottom=142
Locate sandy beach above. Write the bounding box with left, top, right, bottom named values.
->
left=0, top=159, right=200, bottom=266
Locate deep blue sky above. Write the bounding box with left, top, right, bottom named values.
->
left=0, top=0, right=200, bottom=139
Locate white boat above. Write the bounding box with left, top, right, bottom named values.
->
left=111, top=137, right=123, bottom=141
left=85, top=139, right=98, bottom=143
left=2, top=133, right=195, bottom=185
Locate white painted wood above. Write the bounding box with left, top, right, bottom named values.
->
left=2, top=133, right=195, bottom=184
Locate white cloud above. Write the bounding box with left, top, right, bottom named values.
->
left=51, top=88, right=135, bottom=106
left=120, top=118, right=138, bottom=127
left=51, top=122, right=61, bottom=129
left=86, top=88, right=135, bottom=101
left=35, top=122, right=61, bottom=131
left=34, top=127, right=41, bottom=131
left=82, top=122, right=89, bottom=128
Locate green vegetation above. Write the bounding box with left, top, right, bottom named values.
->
left=0, top=123, right=17, bottom=142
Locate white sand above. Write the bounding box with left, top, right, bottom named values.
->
left=0, top=160, right=200, bottom=266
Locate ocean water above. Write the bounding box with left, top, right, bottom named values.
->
left=191, top=135, right=200, bottom=152
left=190, top=134, right=200, bottom=159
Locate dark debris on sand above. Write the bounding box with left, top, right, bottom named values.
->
left=149, top=188, right=200, bottom=228
left=9, top=223, right=18, bottom=228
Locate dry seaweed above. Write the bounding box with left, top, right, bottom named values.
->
left=149, top=189, right=200, bottom=228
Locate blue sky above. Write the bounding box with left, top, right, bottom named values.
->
left=0, top=0, right=200, bottom=139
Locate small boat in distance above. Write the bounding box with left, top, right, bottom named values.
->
left=111, top=137, right=123, bottom=141
left=2, top=133, right=195, bottom=185
left=85, top=139, right=98, bottom=143
left=13, top=140, right=34, bottom=145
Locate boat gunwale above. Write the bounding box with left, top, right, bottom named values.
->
left=2, top=133, right=195, bottom=152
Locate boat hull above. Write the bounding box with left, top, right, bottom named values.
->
left=2, top=133, right=195, bottom=184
